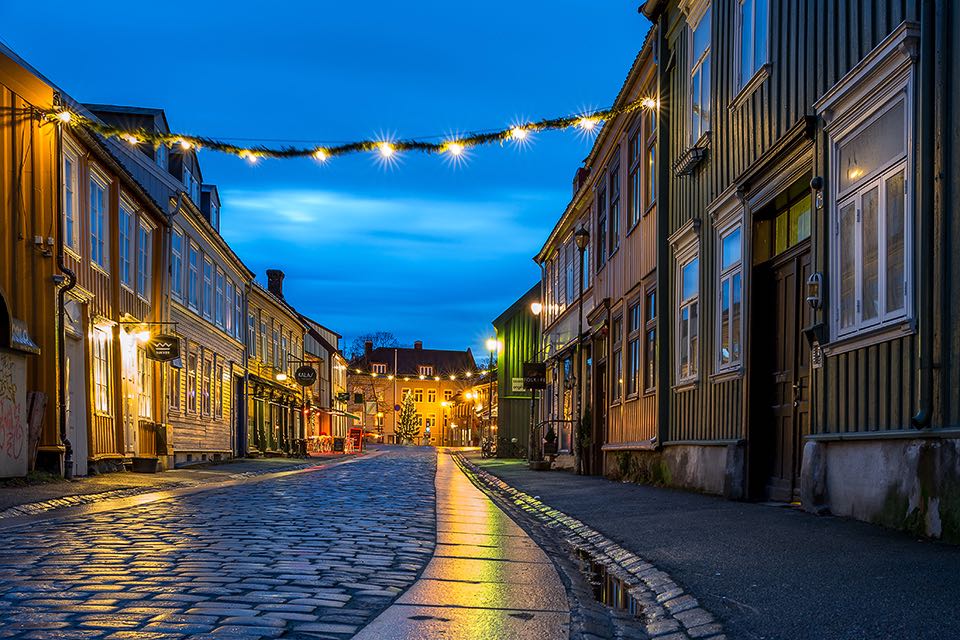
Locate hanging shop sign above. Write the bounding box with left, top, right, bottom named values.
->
left=146, top=334, right=181, bottom=362
left=294, top=365, right=317, bottom=386
left=522, top=362, right=547, bottom=390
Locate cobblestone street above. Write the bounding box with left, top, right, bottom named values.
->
left=0, top=448, right=436, bottom=639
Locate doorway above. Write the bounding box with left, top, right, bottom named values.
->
left=590, top=360, right=607, bottom=476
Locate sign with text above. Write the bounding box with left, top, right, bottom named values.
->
left=522, top=362, right=546, bottom=390
left=511, top=378, right=526, bottom=392
left=145, top=334, right=180, bottom=362
left=294, top=365, right=317, bottom=386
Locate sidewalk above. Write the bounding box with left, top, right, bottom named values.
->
left=472, top=457, right=960, bottom=640
left=0, top=454, right=354, bottom=519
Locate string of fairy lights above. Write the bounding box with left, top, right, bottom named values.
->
left=46, top=97, right=657, bottom=166
left=347, top=368, right=494, bottom=383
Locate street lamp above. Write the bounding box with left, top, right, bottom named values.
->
left=574, top=227, right=589, bottom=475
left=530, top=301, right=542, bottom=315
left=485, top=338, right=498, bottom=447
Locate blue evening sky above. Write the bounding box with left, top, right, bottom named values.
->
left=2, top=2, right=650, bottom=355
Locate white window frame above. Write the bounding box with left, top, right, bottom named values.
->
left=689, top=5, right=712, bottom=144
left=92, top=326, right=112, bottom=415
left=712, top=195, right=745, bottom=373
left=137, top=346, right=153, bottom=419
left=737, top=0, right=769, bottom=88
left=62, top=141, right=80, bottom=253
left=671, top=219, right=701, bottom=385
left=233, top=286, right=243, bottom=339
left=816, top=23, right=917, bottom=343
left=248, top=314, right=258, bottom=356
left=203, top=257, right=214, bottom=319
left=89, top=170, right=109, bottom=270
left=171, top=227, right=184, bottom=300
left=188, top=243, right=200, bottom=310
left=215, top=268, right=225, bottom=327
left=371, top=363, right=387, bottom=374
left=137, top=220, right=153, bottom=302
left=418, top=365, right=433, bottom=377
left=118, top=200, right=133, bottom=289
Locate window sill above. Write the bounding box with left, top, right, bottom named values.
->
left=91, top=262, right=110, bottom=277
left=710, top=367, right=743, bottom=383
left=823, top=319, right=914, bottom=357
left=729, top=64, right=771, bottom=111
left=64, top=245, right=81, bottom=262
left=672, top=379, right=699, bottom=393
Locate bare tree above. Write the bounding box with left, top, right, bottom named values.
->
left=347, top=331, right=401, bottom=360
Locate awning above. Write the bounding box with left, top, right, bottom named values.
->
left=317, top=407, right=361, bottom=421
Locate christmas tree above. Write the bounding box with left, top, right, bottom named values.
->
left=395, top=392, right=420, bottom=444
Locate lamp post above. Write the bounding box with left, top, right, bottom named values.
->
left=485, top=338, right=498, bottom=447
left=574, top=227, right=590, bottom=475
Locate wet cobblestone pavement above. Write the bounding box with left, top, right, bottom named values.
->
left=0, top=448, right=436, bottom=639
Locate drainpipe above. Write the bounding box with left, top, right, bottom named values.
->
left=912, top=1, right=939, bottom=428
left=54, top=110, right=77, bottom=479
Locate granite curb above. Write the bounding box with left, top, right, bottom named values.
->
left=455, top=454, right=727, bottom=640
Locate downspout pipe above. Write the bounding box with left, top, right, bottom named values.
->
left=912, top=1, right=939, bottom=428
left=54, top=114, right=77, bottom=479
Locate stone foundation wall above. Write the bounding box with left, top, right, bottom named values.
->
left=604, top=444, right=740, bottom=497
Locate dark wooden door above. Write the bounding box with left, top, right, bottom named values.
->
left=765, top=244, right=812, bottom=501
left=591, top=362, right=607, bottom=475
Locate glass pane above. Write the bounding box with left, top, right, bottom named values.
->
left=720, top=277, right=731, bottom=365
left=722, top=227, right=742, bottom=270
left=885, top=169, right=906, bottom=314
left=791, top=195, right=812, bottom=243
left=679, top=307, right=689, bottom=378
left=731, top=272, right=742, bottom=363
left=839, top=100, right=905, bottom=191
left=740, top=0, right=754, bottom=84
left=839, top=200, right=857, bottom=329
left=691, top=69, right=701, bottom=140
left=701, top=58, right=711, bottom=133
left=775, top=212, right=788, bottom=255
left=682, top=258, right=699, bottom=300
left=754, top=0, right=768, bottom=67
left=862, top=186, right=879, bottom=322
left=690, top=301, right=699, bottom=375
left=693, top=8, right=712, bottom=60
left=646, top=291, right=655, bottom=321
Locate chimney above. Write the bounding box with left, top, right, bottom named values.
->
left=414, top=340, right=423, bottom=350
left=266, top=269, right=285, bottom=299
left=364, top=340, right=373, bottom=356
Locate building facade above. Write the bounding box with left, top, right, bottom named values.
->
left=348, top=342, right=477, bottom=444
left=302, top=316, right=350, bottom=451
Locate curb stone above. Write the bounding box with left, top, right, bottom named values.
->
left=454, top=454, right=726, bottom=640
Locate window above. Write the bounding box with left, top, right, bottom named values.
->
left=834, top=99, right=909, bottom=338
left=645, top=108, right=657, bottom=209
left=137, top=347, right=153, bottom=419
left=443, top=389, right=453, bottom=401
left=187, top=349, right=198, bottom=413
left=629, top=128, right=643, bottom=228
left=627, top=301, right=642, bottom=396
left=247, top=314, right=258, bottom=356
left=608, top=161, right=621, bottom=255
left=203, top=258, right=214, bottom=319
left=690, top=7, right=712, bottom=142
left=183, top=166, right=200, bottom=203
left=118, top=202, right=133, bottom=287
left=427, top=389, right=436, bottom=403
left=89, top=173, right=108, bottom=269
left=611, top=315, right=623, bottom=403
left=62, top=145, right=79, bottom=251
left=565, top=241, right=575, bottom=305
left=272, top=328, right=280, bottom=368
left=677, top=254, right=700, bottom=382
left=738, top=0, right=769, bottom=87
left=414, top=389, right=424, bottom=403
left=209, top=202, right=220, bottom=231
left=425, top=415, right=435, bottom=433
left=156, top=144, right=168, bottom=171
left=281, top=335, right=289, bottom=371
left=234, top=287, right=243, bottom=340
left=418, top=365, right=433, bottom=377
left=202, top=354, right=212, bottom=415
left=92, top=327, right=111, bottom=415
left=214, top=363, right=224, bottom=419
left=372, top=363, right=387, bottom=374
left=137, top=223, right=152, bottom=300
left=596, top=186, right=607, bottom=270
left=717, top=225, right=743, bottom=371
left=402, top=388, right=412, bottom=400
left=169, top=350, right=181, bottom=411
left=260, top=321, right=268, bottom=361
left=644, top=289, right=657, bottom=393
left=188, top=244, right=200, bottom=310
left=215, top=269, right=225, bottom=327
left=225, top=281, right=234, bottom=334
left=582, top=232, right=591, bottom=290
left=171, top=228, right=184, bottom=300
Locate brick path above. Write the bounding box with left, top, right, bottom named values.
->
left=0, top=448, right=436, bottom=639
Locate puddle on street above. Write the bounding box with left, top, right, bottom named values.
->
left=576, top=549, right=643, bottom=617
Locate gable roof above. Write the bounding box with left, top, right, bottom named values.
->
left=349, top=346, right=477, bottom=377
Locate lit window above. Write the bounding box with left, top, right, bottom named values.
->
left=427, top=389, right=436, bottom=403
left=677, top=254, right=700, bottom=383
left=414, top=389, right=424, bottom=403
left=89, top=173, right=108, bottom=268
left=187, top=349, right=198, bottom=413
left=418, top=365, right=433, bottom=377
left=92, top=327, right=111, bottom=415
left=118, top=203, right=133, bottom=287
left=717, top=225, right=743, bottom=371
left=169, top=349, right=181, bottom=411
left=202, top=355, right=212, bottom=415
left=690, top=7, right=712, bottom=142
left=372, top=363, right=387, bottom=374
left=214, top=363, right=224, bottom=419
left=738, top=0, right=769, bottom=87
left=137, top=347, right=153, bottom=419
left=137, top=223, right=152, bottom=301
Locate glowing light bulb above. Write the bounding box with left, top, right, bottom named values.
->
left=577, top=117, right=598, bottom=132
left=135, top=330, right=151, bottom=343
left=240, top=150, right=258, bottom=164
left=121, top=134, right=140, bottom=145
left=530, top=302, right=543, bottom=315
left=388, top=374, right=395, bottom=380
left=419, top=375, right=425, bottom=380
left=378, top=142, right=396, bottom=158
left=313, top=149, right=328, bottom=162
left=434, top=376, right=441, bottom=381
left=178, top=139, right=192, bottom=150
left=641, top=97, right=658, bottom=110
left=510, top=127, right=529, bottom=141
left=449, top=375, right=456, bottom=381
left=56, top=111, right=72, bottom=124
left=275, top=373, right=288, bottom=382
left=446, top=142, right=465, bottom=156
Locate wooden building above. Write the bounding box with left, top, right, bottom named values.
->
left=301, top=317, right=350, bottom=451
left=535, top=33, right=659, bottom=473
left=491, top=283, right=541, bottom=457
left=88, top=105, right=252, bottom=467
left=347, top=341, right=477, bottom=445
left=638, top=0, right=960, bottom=537
left=246, top=271, right=308, bottom=456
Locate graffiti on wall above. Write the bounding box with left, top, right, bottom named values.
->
left=0, top=352, right=26, bottom=476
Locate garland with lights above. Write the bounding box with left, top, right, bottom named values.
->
left=347, top=368, right=493, bottom=383
left=47, top=97, right=657, bottom=163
